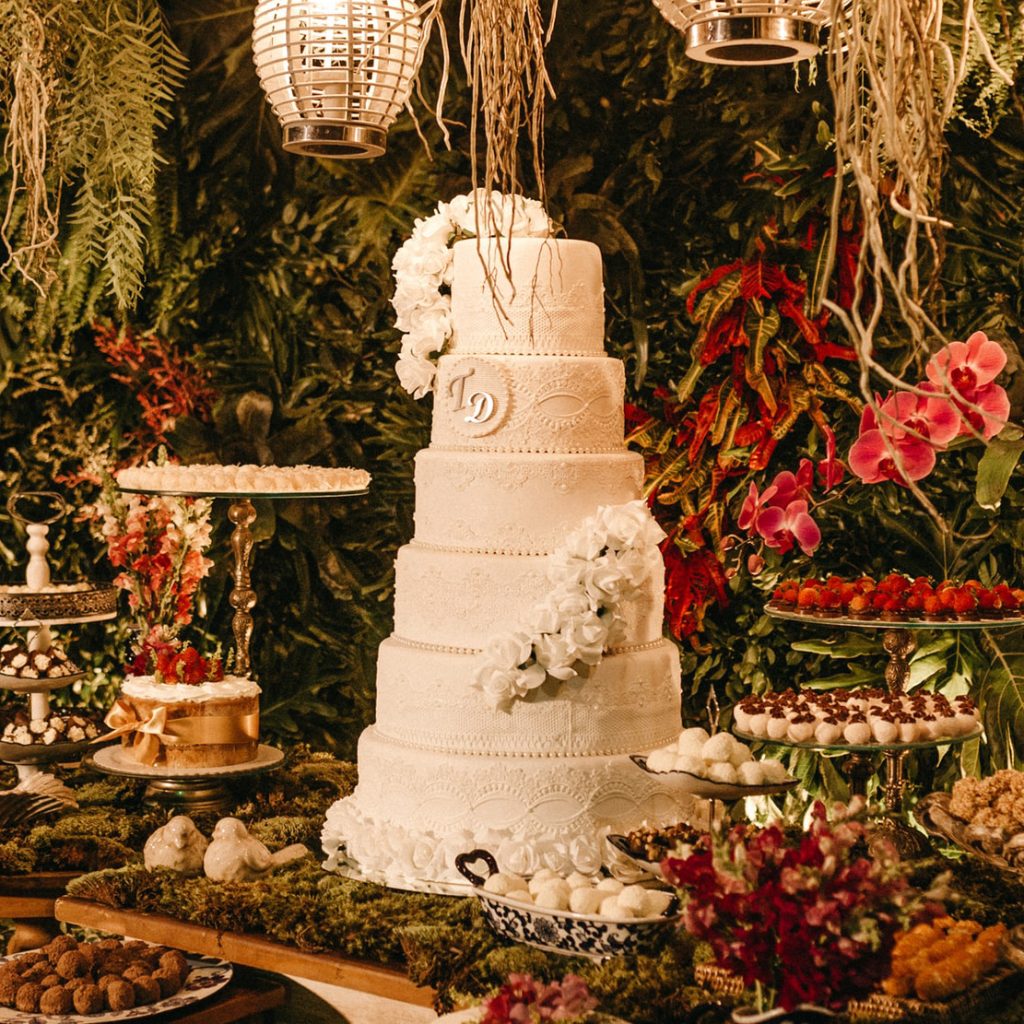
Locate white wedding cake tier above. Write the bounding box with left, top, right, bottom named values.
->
left=323, top=227, right=689, bottom=889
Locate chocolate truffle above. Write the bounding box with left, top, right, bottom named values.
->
left=40, top=985, right=73, bottom=1014
left=97, top=973, right=121, bottom=993
left=45, top=935, right=78, bottom=964
left=104, top=978, right=135, bottom=1011
left=73, top=982, right=104, bottom=1014
left=56, top=949, right=88, bottom=979
left=15, top=982, right=44, bottom=1012
left=40, top=972, right=62, bottom=988
left=0, top=973, right=17, bottom=1007
left=132, top=976, right=161, bottom=1005
left=151, top=966, right=182, bottom=999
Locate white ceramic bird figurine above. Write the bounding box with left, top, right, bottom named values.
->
left=203, top=817, right=308, bottom=882
left=144, top=815, right=209, bottom=876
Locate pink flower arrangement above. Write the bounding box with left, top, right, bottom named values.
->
left=663, top=802, right=929, bottom=1012
left=90, top=481, right=214, bottom=643
left=480, top=973, right=598, bottom=1024
left=849, top=332, right=1011, bottom=486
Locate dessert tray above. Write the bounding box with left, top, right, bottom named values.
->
left=915, top=791, right=1024, bottom=873
left=0, top=583, right=118, bottom=626
left=455, top=849, right=679, bottom=960
left=629, top=754, right=799, bottom=799
left=732, top=726, right=983, bottom=755
left=765, top=602, right=1024, bottom=631
left=0, top=950, right=231, bottom=1023
left=605, top=823, right=707, bottom=880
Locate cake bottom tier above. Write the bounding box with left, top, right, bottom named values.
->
left=321, top=727, right=694, bottom=887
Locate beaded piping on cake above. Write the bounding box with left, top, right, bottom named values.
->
left=391, top=191, right=554, bottom=399
left=388, top=635, right=668, bottom=657
left=472, top=501, right=668, bottom=710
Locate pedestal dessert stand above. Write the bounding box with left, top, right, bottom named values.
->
left=118, top=483, right=369, bottom=675
left=749, top=604, right=1024, bottom=857
left=101, top=481, right=368, bottom=811
left=0, top=492, right=117, bottom=789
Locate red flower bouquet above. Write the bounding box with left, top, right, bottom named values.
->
left=481, top=973, right=598, bottom=1023
left=127, top=634, right=224, bottom=686
left=664, top=801, right=927, bottom=1012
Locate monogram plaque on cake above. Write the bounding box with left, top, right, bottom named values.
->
left=440, top=358, right=510, bottom=439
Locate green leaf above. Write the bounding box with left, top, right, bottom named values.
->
left=978, top=629, right=1024, bottom=768
left=790, top=635, right=879, bottom=659
left=975, top=427, right=1024, bottom=510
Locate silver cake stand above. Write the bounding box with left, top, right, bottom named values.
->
left=84, top=743, right=285, bottom=813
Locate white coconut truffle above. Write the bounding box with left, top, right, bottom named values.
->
left=534, top=882, right=571, bottom=911
left=737, top=761, right=766, bottom=787
left=814, top=720, right=843, bottom=745
left=707, top=762, right=739, bottom=785
left=760, top=759, right=790, bottom=783
left=617, top=885, right=649, bottom=913
left=678, top=726, right=710, bottom=751
left=595, top=877, right=624, bottom=894
left=565, top=871, right=595, bottom=890
left=506, top=889, right=532, bottom=903
left=673, top=754, right=705, bottom=776
left=484, top=872, right=524, bottom=896
left=641, top=890, right=675, bottom=916
left=700, top=732, right=735, bottom=764
left=767, top=716, right=790, bottom=741
left=787, top=719, right=816, bottom=744
left=527, top=868, right=559, bottom=894
left=647, top=748, right=678, bottom=773
left=599, top=895, right=636, bottom=920
left=569, top=887, right=605, bottom=915
left=729, top=742, right=755, bottom=767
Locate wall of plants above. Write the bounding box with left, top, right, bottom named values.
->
left=2, top=0, right=1024, bottom=795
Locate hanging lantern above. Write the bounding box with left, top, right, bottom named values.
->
left=253, top=0, right=426, bottom=159
left=651, top=0, right=830, bottom=65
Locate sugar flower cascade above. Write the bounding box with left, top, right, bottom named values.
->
left=391, top=189, right=553, bottom=398
left=474, top=501, right=667, bottom=710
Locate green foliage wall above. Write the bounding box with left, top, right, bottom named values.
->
left=2, top=0, right=1024, bottom=777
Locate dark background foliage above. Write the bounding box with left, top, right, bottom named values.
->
left=2, top=0, right=1024, bottom=793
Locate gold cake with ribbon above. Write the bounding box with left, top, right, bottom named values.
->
left=107, top=674, right=261, bottom=768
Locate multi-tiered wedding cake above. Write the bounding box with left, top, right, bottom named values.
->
left=322, top=197, right=688, bottom=889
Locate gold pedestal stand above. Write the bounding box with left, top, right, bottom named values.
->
left=753, top=606, right=1023, bottom=858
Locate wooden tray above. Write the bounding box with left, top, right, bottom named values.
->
left=696, top=961, right=1023, bottom=1022
left=55, top=896, right=435, bottom=1009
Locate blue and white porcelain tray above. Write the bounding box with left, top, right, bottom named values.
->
left=456, top=849, right=680, bottom=960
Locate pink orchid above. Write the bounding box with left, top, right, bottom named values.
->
left=768, top=459, right=814, bottom=508
left=755, top=499, right=822, bottom=556
left=737, top=481, right=777, bottom=533
left=848, top=428, right=935, bottom=485
left=848, top=387, right=960, bottom=486
left=925, top=331, right=1011, bottom=440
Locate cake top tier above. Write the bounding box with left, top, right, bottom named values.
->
left=448, top=237, right=605, bottom=357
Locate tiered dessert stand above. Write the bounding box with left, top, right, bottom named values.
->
left=86, top=476, right=368, bottom=812
left=0, top=492, right=117, bottom=786
left=736, top=604, right=1021, bottom=857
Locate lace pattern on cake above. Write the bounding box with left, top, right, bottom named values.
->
left=373, top=638, right=680, bottom=756
left=322, top=742, right=691, bottom=886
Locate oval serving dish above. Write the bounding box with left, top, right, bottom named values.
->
left=456, top=849, right=680, bottom=960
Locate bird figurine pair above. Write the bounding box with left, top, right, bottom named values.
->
left=143, top=815, right=308, bottom=882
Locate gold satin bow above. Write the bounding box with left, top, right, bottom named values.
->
left=99, top=700, right=259, bottom=767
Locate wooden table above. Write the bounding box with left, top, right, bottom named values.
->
left=55, top=896, right=437, bottom=1009
left=0, top=871, right=79, bottom=953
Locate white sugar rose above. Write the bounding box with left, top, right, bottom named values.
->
left=410, top=211, right=453, bottom=246
left=502, top=194, right=552, bottom=238
left=395, top=353, right=435, bottom=400
left=407, top=303, right=452, bottom=351
left=533, top=631, right=578, bottom=681
left=562, top=610, right=609, bottom=665
left=598, top=500, right=666, bottom=549
left=481, top=632, right=535, bottom=672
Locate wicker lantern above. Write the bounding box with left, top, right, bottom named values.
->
left=253, top=0, right=426, bottom=159
left=651, top=0, right=830, bottom=64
